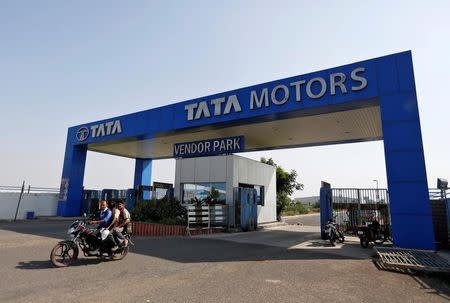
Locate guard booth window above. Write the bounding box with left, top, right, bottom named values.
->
left=238, top=183, right=264, bottom=206
left=181, top=182, right=226, bottom=204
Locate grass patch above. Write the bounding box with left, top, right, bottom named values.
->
left=281, top=203, right=320, bottom=216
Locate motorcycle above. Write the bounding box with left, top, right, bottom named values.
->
left=357, top=219, right=389, bottom=248
left=50, top=214, right=132, bottom=267
left=324, top=218, right=345, bottom=246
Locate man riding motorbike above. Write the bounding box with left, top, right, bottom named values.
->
left=107, top=200, right=131, bottom=249
left=50, top=201, right=130, bottom=267
left=88, top=200, right=112, bottom=229
left=87, top=200, right=113, bottom=253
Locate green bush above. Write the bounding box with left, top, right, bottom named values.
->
left=276, top=192, right=290, bottom=220
left=281, top=203, right=309, bottom=216
left=131, top=196, right=187, bottom=225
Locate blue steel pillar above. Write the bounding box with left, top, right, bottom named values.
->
left=319, top=182, right=333, bottom=240
left=57, top=140, right=87, bottom=217
left=134, top=159, right=152, bottom=199
left=379, top=53, right=435, bottom=250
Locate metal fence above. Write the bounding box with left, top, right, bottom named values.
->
left=331, top=188, right=390, bottom=236
left=0, top=185, right=59, bottom=194
left=186, top=204, right=229, bottom=235
left=429, top=188, right=450, bottom=248
left=429, top=188, right=450, bottom=200
left=0, top=182, right=60, bottom=221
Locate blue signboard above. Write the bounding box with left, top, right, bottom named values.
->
left=173, top=136, right=245, bottom=158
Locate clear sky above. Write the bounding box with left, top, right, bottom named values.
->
left=1, top=1, right=449, bottom=197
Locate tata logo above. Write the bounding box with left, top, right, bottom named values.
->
left=76, top=127, right=89, bottom=141
left=76, top=120, right=122, bottom=141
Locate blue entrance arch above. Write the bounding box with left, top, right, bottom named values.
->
left=57, top=51, right=435, bottom=250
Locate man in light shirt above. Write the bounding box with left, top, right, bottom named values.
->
left=108, top=200, right=131, bottom=248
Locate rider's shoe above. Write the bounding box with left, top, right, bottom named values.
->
left=111, top=246, right=119, bottom=251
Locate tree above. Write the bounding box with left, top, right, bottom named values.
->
left=261, top=157, right=304, bottom=220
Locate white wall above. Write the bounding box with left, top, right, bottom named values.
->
left=0, top=192, right=59, bottom=220
left=175, top=155, right=276, bottom=224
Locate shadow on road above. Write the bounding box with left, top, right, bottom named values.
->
left=372, top=252, right=450, bottom=300
left=305, top=240, right=338, bottom=248
left=412, top=274, right=450, bottom=301
left=2, top=222, right=371, bottom=267
left=129, top=234, right=371, bottom=263
left=0, top=221, right=68, bottom=240
left=16, top=258, right=103, bottom=270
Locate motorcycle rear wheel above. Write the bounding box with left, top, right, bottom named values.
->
left=111, top=246, right=129, bottom=261
left=50, top=241, right=79, bottom=267
left=374, top=238, right=385, bottom=245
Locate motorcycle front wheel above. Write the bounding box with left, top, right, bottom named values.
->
left=360, top=237, right=369, bottom=248
left=329, top=231, right=336, bottom=247
left=50, top=241, right=79, bottom=267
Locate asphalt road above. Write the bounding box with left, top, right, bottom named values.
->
left=1, top=220, right=449, bottom=303
left=282, top=213, right=320, bottom=226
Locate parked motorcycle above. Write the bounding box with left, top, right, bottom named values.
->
left=50, top=215, right=131, bottom=267
left=357, top=219, right=388, bottom=248
left=324, top=218, right=345, bottom=246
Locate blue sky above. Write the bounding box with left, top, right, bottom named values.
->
left=1, top=1, right=450, bottom=197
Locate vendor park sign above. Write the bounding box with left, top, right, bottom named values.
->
left=174, top=136, right=245, bottom=158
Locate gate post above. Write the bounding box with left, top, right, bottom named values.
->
left=379, top=53, right=435, bottom=250
left=357, top=189, right=361, bottom=226
left=134, top=158, right=152, bottom=200
left=320, top=181, right=332, bottom=240
left=57, top=134, right=87, bottom=217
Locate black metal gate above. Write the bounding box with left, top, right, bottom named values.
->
left=331, top=188, right=390, bottom=236
left=429, top=188, right=450, bottom=248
